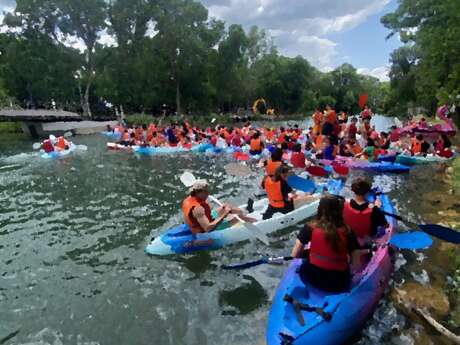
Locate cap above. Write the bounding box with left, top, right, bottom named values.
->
left=189, top=179, right=209, bottom=193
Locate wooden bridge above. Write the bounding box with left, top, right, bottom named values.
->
left=0, top=109, right=81, bottom=138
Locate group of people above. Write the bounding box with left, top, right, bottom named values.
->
left=40, top=135, right=71, bottom=153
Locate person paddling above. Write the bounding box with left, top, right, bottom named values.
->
left=291, top=195, right=360, bottom=292
left=182, top=180, right=254, bottom=234
left=261, top=165, right=314, bottom=220
left=342, top=178, right=388, bottom=246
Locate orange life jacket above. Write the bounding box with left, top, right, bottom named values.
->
left=411, top=138, right=422, bottom=154
left=182, top=196, right=213, bottom=234
left=314, top=135, right=324, bottom=149
left=56, top=137, right=67, bottom=150
left=266, top=160, right=282, bottom=177
left=264, top=176, right=285, bottom=208
left=250, top=138, right=262, bottom=152
left=309, top=227, right=349, bottom=271
left=343, top=201, right=372, bottom=238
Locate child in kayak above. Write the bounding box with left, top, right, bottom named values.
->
left=291, top=194, right=360, bottom=292
left=342, top=178, right=388, bottom=246
left=182, top=180, right=255, bottom=234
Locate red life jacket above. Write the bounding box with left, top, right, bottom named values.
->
left=309, top=227, right=349, bottom=271
left=182, top=196, right=213, bottom=234
left=290, top=152, right=306, bottom=168
left=343, top=201, right=372, bottom=238
left=43, top=139, right=54, bottom=153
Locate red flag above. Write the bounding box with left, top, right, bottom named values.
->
left=359, top=94, right=368, bottom=109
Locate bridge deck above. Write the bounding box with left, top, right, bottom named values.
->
left=0, top=109, right=81, bottom=122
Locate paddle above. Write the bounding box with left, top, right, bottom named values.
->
left=332, top=163, right=349, bottom=176
left=306, top=165, right=329, bottom=177
left=381, top=210, right=460, bottom=244
left=223, top=232, right=435, bottom=270
left=287, top=175, right=316, bottom=193
left=32, top=143, right=41, bottom=150
left=224, top=163, right=252, bottom=177
left=180, top=172, right=270, bottom=245
left=223, top=256, right=293, bottom=270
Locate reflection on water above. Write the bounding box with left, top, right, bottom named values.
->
left=0, top=130, right=457, bottom=345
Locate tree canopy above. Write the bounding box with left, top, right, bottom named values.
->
left=382, top=0, right=460, bottom=116
left=0, top=0, right=388, bottom=117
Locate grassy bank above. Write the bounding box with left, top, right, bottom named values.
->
left=0, top=122, right=22, bottom=134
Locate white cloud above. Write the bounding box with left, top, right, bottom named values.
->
left=357, top=66, right=390, bottom=82
left=204, top=0, right=391, bottom=71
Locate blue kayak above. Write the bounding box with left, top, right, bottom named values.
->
left=100, top=131, right=122, bottom=140
left=145, top=179, right=344, bottom=256
left=266, top=190, right=396, bottom=345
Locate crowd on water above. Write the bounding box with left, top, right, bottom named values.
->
left=38, top=105, right=456, bottom=292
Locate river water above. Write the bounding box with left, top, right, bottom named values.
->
left=0, top=117, right=457, bottom=345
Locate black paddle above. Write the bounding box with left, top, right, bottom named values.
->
left=381, top=210, right=460, bottom=244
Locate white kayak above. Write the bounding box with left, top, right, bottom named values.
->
left=145, top=179, right=344, bottom=255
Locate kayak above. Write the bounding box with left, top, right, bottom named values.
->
left=378, top=152, right=456, bottom=165
left=322, top=156, right=410, bottom=173
left=132, top=143, right=209, bottom=155
left=41, top=143, right=77, bottom=159
left=266, top=189, right=396, bottom=345
left=145, top=179, right=344, bottom=256
left=101, top=131, right=122, bottom=139
left=107, top=142, right=132, bottom=151
left=396, top=154, right=453, bottom=165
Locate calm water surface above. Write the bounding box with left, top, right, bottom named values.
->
left=0, top=119, right=456, bottom=345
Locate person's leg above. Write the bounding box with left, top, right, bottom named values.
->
left=293, top=194, right=319, bottom=209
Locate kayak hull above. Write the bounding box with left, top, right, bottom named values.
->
left=145, top=179, right=344, bottom=256
left=41, top=143, right=76, bottom=159
left=322, top=157, right=410, bottom=173
left=266, top=191, right=396, bottom=345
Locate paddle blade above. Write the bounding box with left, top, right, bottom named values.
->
left=287, top=175, right=316, bottom=193
left=32, top=143, right=41, bottom=150
left=223, top=258, right=267, bottom=270
left=332, top=164, right=349, bottom=176
left=180, top=172, right=196, bottom=187
left=359, top=93, right=368, bottom=109
left=389, top=232, right=433, bottom=250
left=233, top=152, right=249, bottom=161
left=224, top=163, right=252, bottom=177
left=307, top=165, right=328, bottom=177
left=418, top=224, right=460, bottom=244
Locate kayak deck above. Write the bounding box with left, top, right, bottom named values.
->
left=145, top=179, right=344, bottom=255
left=266, top=190, right=396, bottom=345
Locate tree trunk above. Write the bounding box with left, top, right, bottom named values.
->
left=83, top=81, right=92, bottom=118
left=175, top=79, right=181, bottom=115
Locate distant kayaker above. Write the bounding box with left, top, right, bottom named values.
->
left=343, top=178, right=388, bottom=246
left=182, top=180, right=255, bottom=234
left=249, top=132, right=264, bottom=155
left=291, top=194, right=360, bottom=292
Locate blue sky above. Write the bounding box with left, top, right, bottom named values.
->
left=1, top=0, right=401, bottom=80
left=203, top=0, right=402, bottom=80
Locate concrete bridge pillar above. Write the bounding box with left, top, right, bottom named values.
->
left=20, top=121, right=44, bottom=139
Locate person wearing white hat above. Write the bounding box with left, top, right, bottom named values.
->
left=182, top=179, right=254, bottom=234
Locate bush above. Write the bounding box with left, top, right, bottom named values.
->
left=0, top=122, right=22, bottom=133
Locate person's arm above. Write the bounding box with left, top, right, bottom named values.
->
left=371, top=206, right=389, bottom=236
left=192, top=205, right=231, bottom=233
left=291, top=224, right=312, bottom=258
